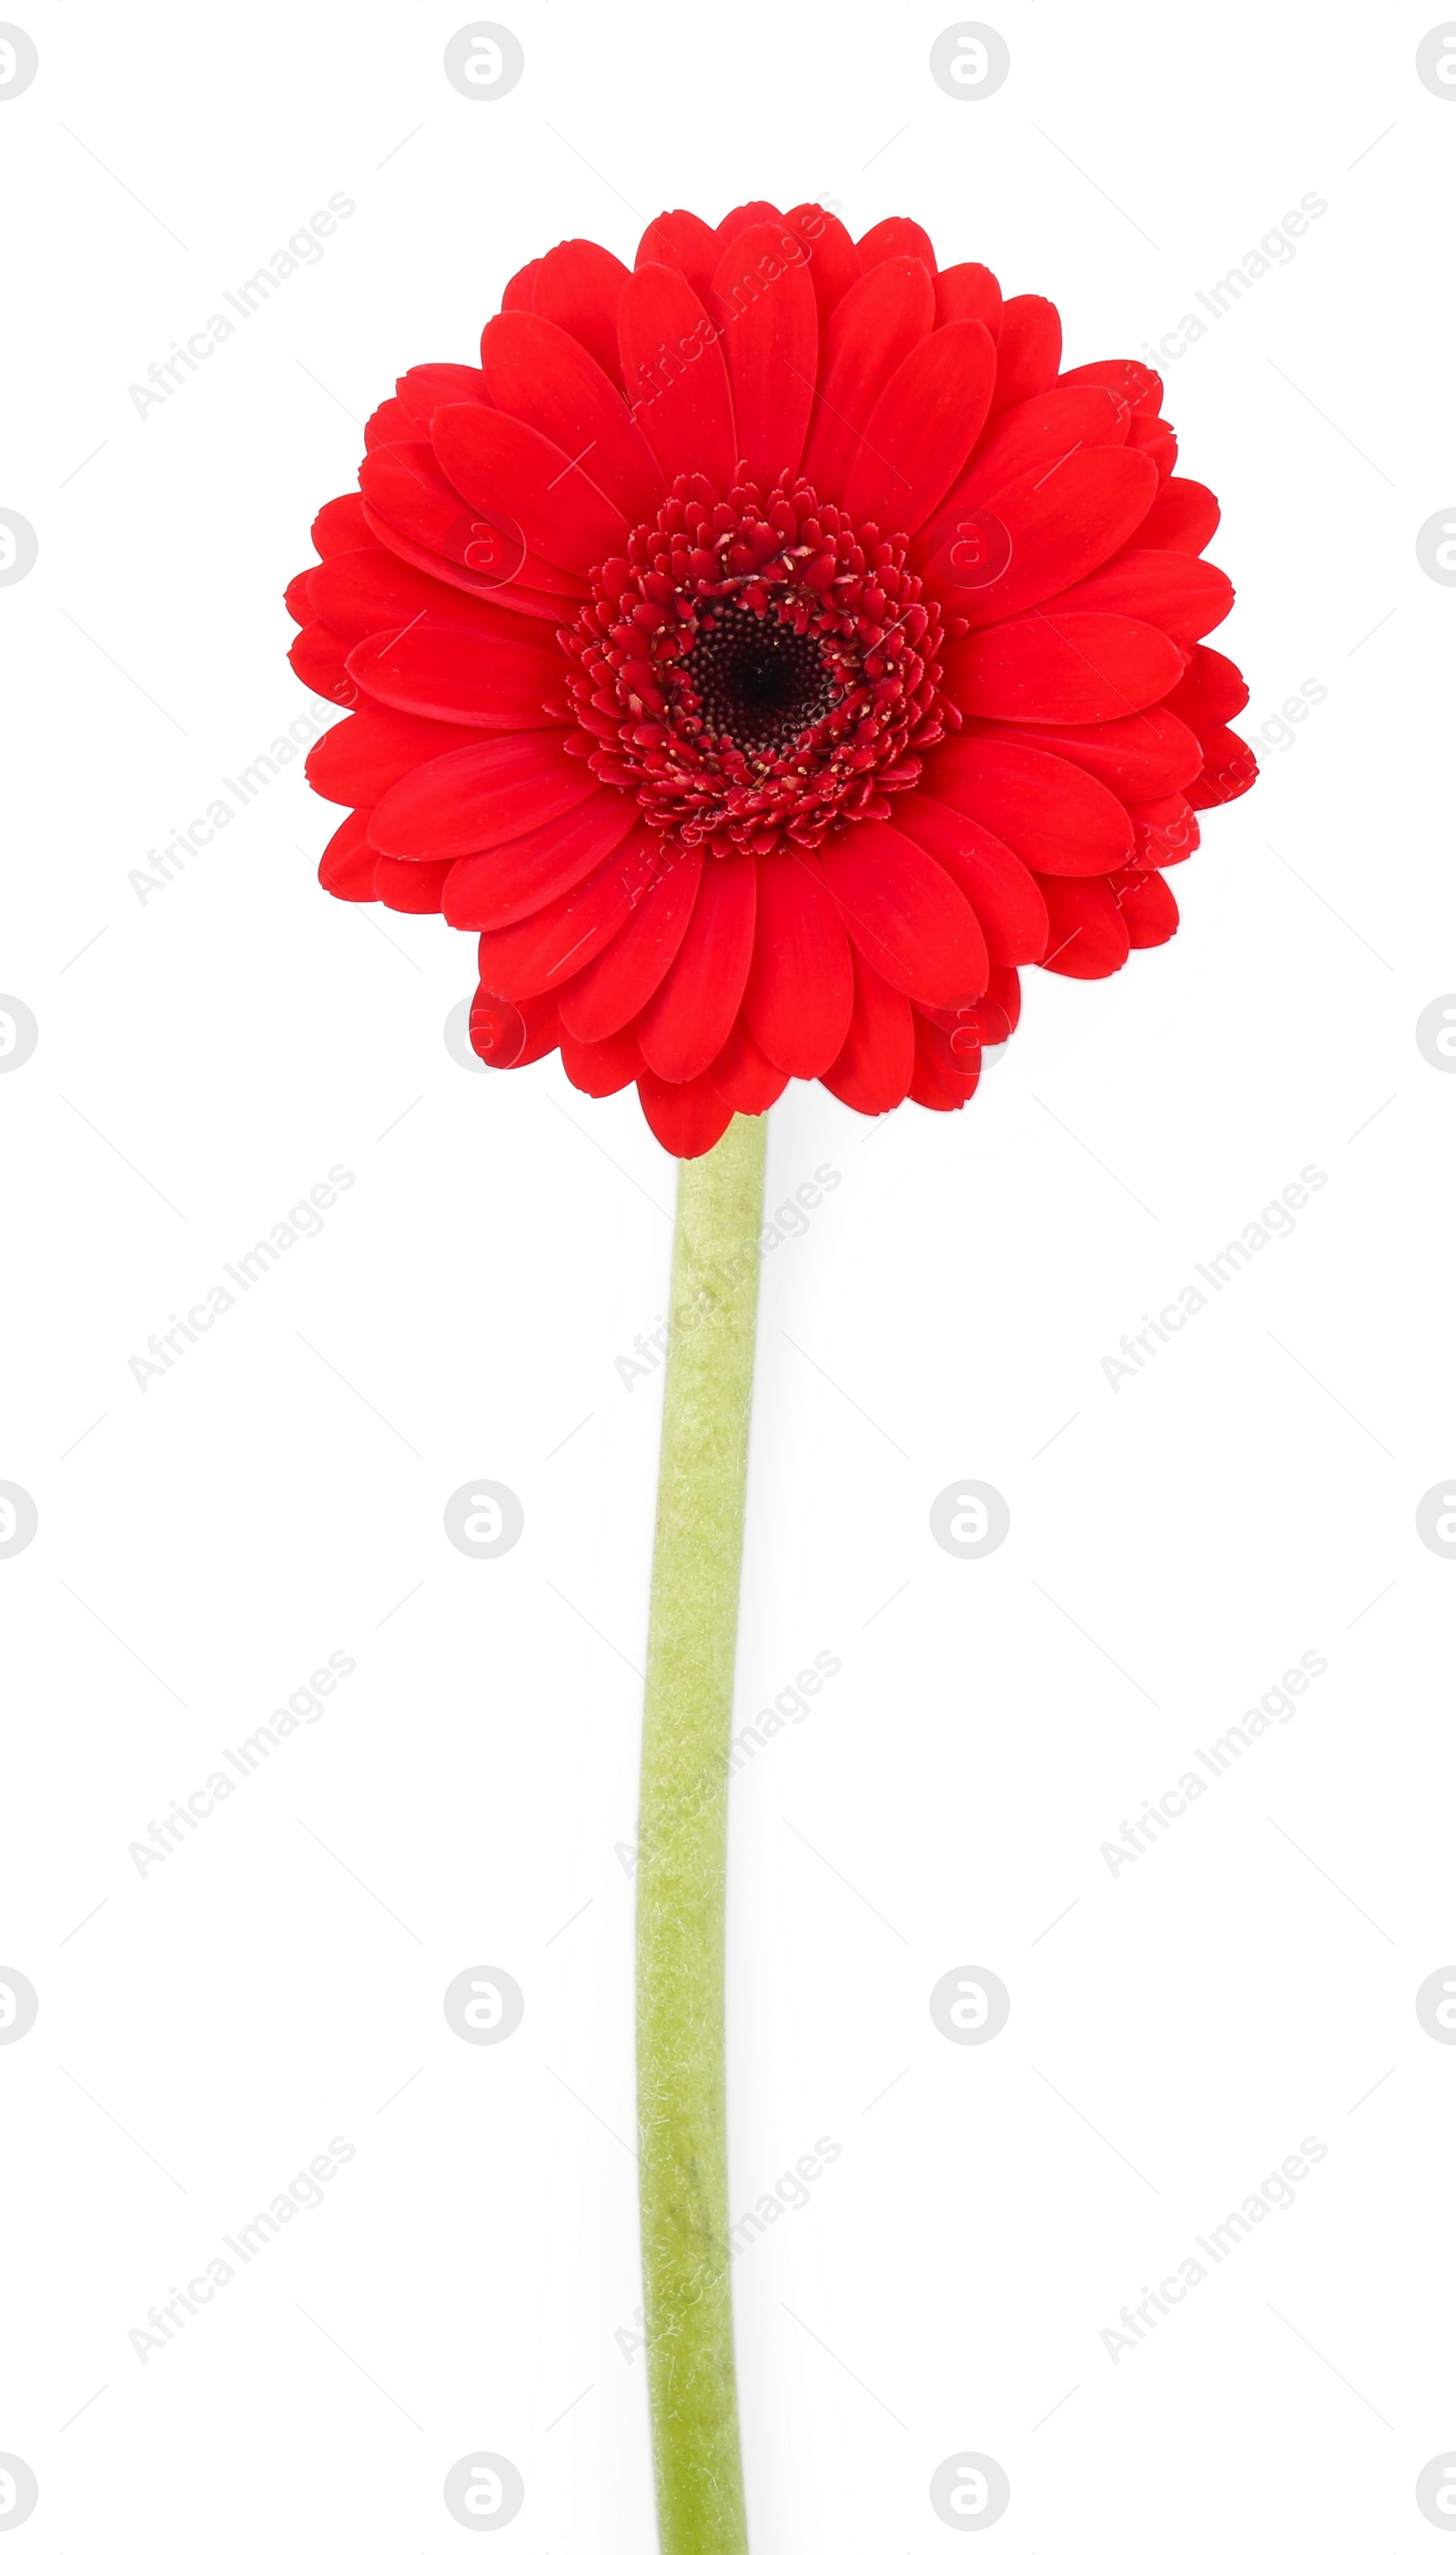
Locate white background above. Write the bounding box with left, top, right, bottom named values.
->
left=4, top=2, right=1455, bottom=2547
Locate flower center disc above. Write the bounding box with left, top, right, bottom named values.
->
left=562, top=470, right=960, bottom=856
left=686, top=610, right=839, bottom=758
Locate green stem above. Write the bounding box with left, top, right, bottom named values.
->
left=637, top=1111, right=767, bottom=2555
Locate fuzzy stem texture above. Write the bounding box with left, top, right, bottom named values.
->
left=637, top=1110, right=767, bottom=2555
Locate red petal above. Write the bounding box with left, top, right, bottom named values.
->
left=479, top=312, right=664, bottom=525
left=844, top=321, right=997, bottom=533
left=958, top=966, right=1021, bottom=1047
left=480, top=987, right=560, bottom=1069
left=308, top=546, right=559, bottom=648
left=1122, top=476, right=1219, bottom=555
left=908, top=1063, right=961, bottom=1112
left=784, top=203, right=862, bottom=319
left=742, top=849, right=854, bottom=1075
left=558, top=844, right=703, bottom=1039
left=359, top=440, right=551, bottom=596
left=474, top=834, right=656, bottom=999
left=857, top=217, right=936, bottom=273
left=618, top=264, right=737, bottom=492
left=290, top=621, right=357, bottom=709
left=1161, top=644, right=1249, bottom=726
left=928, top=385, right=1130, bottom=531
left=709, top=1016, right=788, bottom=1115
left=1128, top=413, right=1178, bottom=482
left=990, top=295, right=1062, bottom=411
left=285, top=568, right=316, bottom=625
left=926, top=736, right=1135, bottom=874
left=520, top=992, right=563, bottom=1064
left=312, top=494, right=369, bottom=557
left=912, top=1009, right=982, bottom=1108
left=1111, top=868, right=1179, bottom=947
left=368, top=730, right=599, bottom=858
left=318, top=808, right=377, bottom=901
left=820, top=949, right=915, bottom=1114
left=935, top=262, right=1003, bottom=337
left=891, top=793, right=1048, bottom=964
left=714, top=201, right=783, bottom=245
left=636, top=1068, right=734, bottom=1159
left=466, top=988, right=521, bottom=1065
left=635, top=210, right=719, bottom=299
left=377, top=855, right=450, bottom=913
left=395, top=363, right=491, bottom=431
left=930, top=448, right=1159, bottom=628
left=430, top=405, right=628, bottom=582
left=638, top=853, right=757, bottom=1081
left=1186, top=725, right=1258, bottom=806
left=945, top=612, right=1183, bottom=724
left=987, top=963, right=1023, bottom=1036
left=1036, top=874, right=1130, bottom=978
left=359, top=501, right=571, bottom=623
left=1127, top=794, right=1199, bottom=868
left=501, top=260, right=540, bottom=313
left=965, top=707, right=1202, bottom=799
left=561, top=1020, right=640, bottom=1097
left=531, top=239, right=632, bottom=387
left=442, top=792, right=642, bottom=928
left=1056, top=549, right=1234, bottom=644
left=306, top=705, right=478, bottom=809
left=348, top=621, right=569, bottom=728
left=1058, top=359, right=1163, bottom=417
left=802, top=257, right=936, bottom=500
left=820, top=823, right=988, bottom=1005
left=364, top=397, right=416, bottom=451
left=708, top=222, right=818, bottom=487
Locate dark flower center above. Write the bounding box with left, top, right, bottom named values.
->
left=686, top=611, right=840, bottom=758
left=561, top=470, right=960, bottom=856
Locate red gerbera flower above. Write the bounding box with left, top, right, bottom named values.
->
left=287, top=201, right=1257, bottom=1157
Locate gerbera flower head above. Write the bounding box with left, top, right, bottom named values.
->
left=288, top=202, right=1256, bottom=1156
